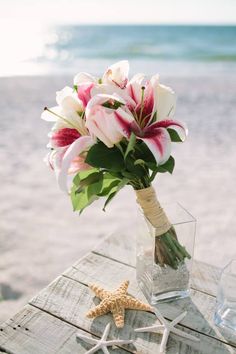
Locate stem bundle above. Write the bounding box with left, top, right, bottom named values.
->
left=135, top=185, right=191, bottom=269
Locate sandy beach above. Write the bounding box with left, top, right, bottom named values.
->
left=0, top=74, right=236, bottom=323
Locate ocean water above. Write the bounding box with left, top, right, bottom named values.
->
left=2, top=25, right=236, bottom=77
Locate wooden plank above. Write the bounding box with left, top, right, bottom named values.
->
left=0, top=304, right=234, bottom=354
left=191, top=260, right=221, bottom=296
left=0, top=305, right=129, bottom=354
left=94, top=232, right=136, bottom=267
left=65, top=252, right=236, bottom=347
left=22, top=257, right=234, bottom=352
left=94, top=233, right=221, bottom=296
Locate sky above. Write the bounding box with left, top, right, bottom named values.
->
left=0, top=0, right=236, bottom=25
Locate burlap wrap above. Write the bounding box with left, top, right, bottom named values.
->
left=135, top=186, right=171, bottom=237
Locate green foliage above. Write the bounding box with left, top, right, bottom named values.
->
left=135, top=142, right=156, bottom=166
left=125, top=154, right=147, bottom=178
left=157, top=156, right=175, bottom=174
left=167, top=128, right=183, bottom=142
left=70, top=168, right=128, bottom=213
left=85, top=142, right=124, bottom=172
left=124, top=132, right=136, bottom=159
left=70, top=137, right=176, bottom=214
left=102, top=178, right=128, bottom=211
left=149, top=156, right=175, bottom=182
left=71, top=168, right=103, bottom=213
left=71, top=184, right=98, bottom=214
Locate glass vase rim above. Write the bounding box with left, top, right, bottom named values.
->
left=137, top=201, right=196, bottom=225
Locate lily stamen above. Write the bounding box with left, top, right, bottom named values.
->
left=139, top=86, right=146, bottom=125
left=44, top=107, right=86, bottom=136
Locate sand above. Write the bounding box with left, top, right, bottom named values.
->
left=0, top=74, right=236, bottom=323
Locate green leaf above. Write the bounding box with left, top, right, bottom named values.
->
left=103, top=179, right=128, bottom=211
left=76, top=172, right=103, bottom=193
left=85, top=142, right=125, bottom=172
left=124, top=132, right=136, bottom=159
left=134, top=142, right=156, bottom=164
left=149, top=156, right=175, bottom=181
left=134, top=159, right=146, bottom=166
left=98, top=173, right=121, bottom=196
left=73, top=168, right=98, bottom=187
left=157, top=156, right=175, bottom=174
left=125, top=155, right=147, bottom=178
left=167, top=128, right=183, bottom=142
left=145, top=161, right=157, bottom=171
left=87, top=176, right=103, bottom=199
left=70, top=185, right=98, bottom=213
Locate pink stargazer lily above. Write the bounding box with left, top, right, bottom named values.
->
left=114, top=75, right=187, bottom=164
left=86, top=73, right=187, bottom=165
left=41, top=86, right=95, bottom=191
left=85, top=94, right=126, bottom=148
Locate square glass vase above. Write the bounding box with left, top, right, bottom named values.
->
left=136, top=202, right=196, bottom=304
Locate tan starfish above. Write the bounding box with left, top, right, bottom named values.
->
left=86, top=280, right=152, bottom=328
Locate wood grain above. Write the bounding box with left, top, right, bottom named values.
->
left=65, top=252, right=236, bottom=347
left=0, top=305, right=129, bottom=354
left=28, top=273, right=235, bottom=353
left=0, top=233, right=234, bottom=354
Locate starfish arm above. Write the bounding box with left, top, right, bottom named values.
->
left=89, top=283, right=111, bottom=299
left=87, top=300, right=110, bottom=319
left=135, top=324, right=163, bottom=333
left=152, top=307, right=167, bottom=325
left=85, top=343, right=102, bottom=354
left=171, top=327, right=200, bottom=342
left=125, top=296, right=152, bottom=311
left=171, top=311, right=187, bottom=327
left=105, top=339, right=134, bottom=345
left=101, top=323, right=111, bottom=341
left=160, top=328, right=170, bottom=354
left=101, top=345, right=110, bottom=354
left=116, top=280, right=129, bottom=294
left=76, top=333, right=98, bottom=345
left=112, top=307, right=125, bottom=328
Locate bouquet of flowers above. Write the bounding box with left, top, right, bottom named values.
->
left=42, top=60, right=189, bottom=270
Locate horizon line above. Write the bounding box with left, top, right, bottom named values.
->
left=55, top=22, right=236, bottom=26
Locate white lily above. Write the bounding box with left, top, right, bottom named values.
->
left=155, top=83, right=176, bottom=121
left=41, top=86, right=87, bottom=136
left=102, top=60, right=129, bottom=88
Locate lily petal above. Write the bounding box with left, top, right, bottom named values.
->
left=77, top=82, right=95, bottom=107
left=149, top=119, right=188, bottom=141
left=156, top=84, right=176, bottom=121
left=102, top=60, right=129, bottom=88
left=74, top=72, right=97, bottom=85
left=56, top=86, right=83, bottom=113
left=57, top=136, right=94, bottom=192
left=127, top=73, right=145, bottom=104
left=140, top=127, right=171, bottom=165
left=85, top=94, right=126, bottom=147
left=51, top=128, right=81, bottom=148
left=114, top=107, right=139, bottom=139
left=91, top=84, right=136, bottom=107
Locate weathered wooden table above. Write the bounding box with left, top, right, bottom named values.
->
left=0, top=233, right=235, bottom=354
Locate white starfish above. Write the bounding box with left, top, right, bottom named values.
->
left=76, top=322, right=134, bottom=354
left=135, top=308, right=200, bottom=354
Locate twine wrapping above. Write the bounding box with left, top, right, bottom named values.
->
left=135, top=186, right=171, bottom=237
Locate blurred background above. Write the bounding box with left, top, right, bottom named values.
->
left=0, top=0, right=236, bottom=323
